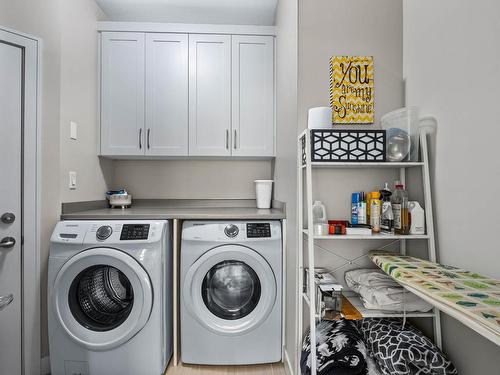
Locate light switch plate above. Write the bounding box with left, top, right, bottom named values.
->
left=70, top=121, right=78, bottom=140
left=69, top=171, right=77, bottom=189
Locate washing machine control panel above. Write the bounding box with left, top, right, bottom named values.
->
left=120, top=224, right=150, bottom=240
left=246, top=223, right=271, bottom=238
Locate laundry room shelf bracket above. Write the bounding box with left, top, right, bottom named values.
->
left=297, top=124, right=442, bottom=375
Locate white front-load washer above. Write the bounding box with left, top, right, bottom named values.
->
left=181, top=221, right=282, bottom=365
left=48, top=220, right=172, bottom=375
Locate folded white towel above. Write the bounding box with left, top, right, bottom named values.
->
left=345, top=268, right=433, bottom=312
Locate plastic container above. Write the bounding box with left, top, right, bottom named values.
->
left=358, top=192, right=367, bottom=225
left=392, top=182, right=409, bottom=235
left=380, top=183, right=394, bottom=234
left=370, top=191, right=382, bottom=233
left=312, top=201, right=327, bottom=224
left=409, top=201, right=425, bottom=235
left=255, top=180, right=273, bottom=209
left=312, top=201, right=328, bottom=235
left=381, top=107, right=420, bottom=161
left=351, top=193, right=360, bottom=225
left=308, top=107, right=332, bottom=129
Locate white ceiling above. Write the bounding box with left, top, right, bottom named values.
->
left=95, top=0, right=278, bottom=26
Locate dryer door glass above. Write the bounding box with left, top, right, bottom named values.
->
left=68, top=265, right=134, bottom=331
left=202, top=260, right=261, bottom=320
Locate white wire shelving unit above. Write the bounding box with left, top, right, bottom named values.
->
left=297, top=127, right=442, bottom=375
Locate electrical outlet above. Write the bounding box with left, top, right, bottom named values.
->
left=69, top=171, right=77, bottom=189
left=70, top=121, right=78, bottom=140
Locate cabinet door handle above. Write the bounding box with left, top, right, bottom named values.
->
left=234, top=129, right=237, bottom=149
left=226, top=129, right=229, bottom=150
left=139, top=129, right=142, bottom=149
left=147, top=129, right=151, bottom=149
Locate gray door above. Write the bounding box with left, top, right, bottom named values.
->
left=0, top=40, right=23, bottom=374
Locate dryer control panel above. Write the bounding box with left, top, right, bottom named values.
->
left=120, top=224, right=150, bottom=240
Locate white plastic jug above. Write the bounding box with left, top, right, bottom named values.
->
left=408, top=201, right=425, bottom=235
left=312, top=201, right=327, bottom=224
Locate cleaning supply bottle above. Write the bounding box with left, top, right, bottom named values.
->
left=380, top=183, right=394, bottom=234
left=408, top=201, right=425, bottom=235
left=358, top=192, right=367, bottom=225
left=369, top=191, right=381, bottom=233
left=366, top=192, right=372, bottom=223
left=392, top=182, right=409, bottom=235
left=351, top=193, right=360, bottom=225
left=312, top=200, right=328, bottom=236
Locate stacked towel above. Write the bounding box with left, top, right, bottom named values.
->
left=345, top=269, right=432, bottom=312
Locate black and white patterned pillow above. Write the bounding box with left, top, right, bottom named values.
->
left=359, top=318, right=457, bottom=375
left=301, top=319, right=370, bottom=375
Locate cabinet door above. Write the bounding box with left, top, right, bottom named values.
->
left=101, top=32, right=145, bottom=156
left=232, top=35, right=275, bottom=157
left=145, top=33, right=188, bottom=156
left=189, top=34, right=231, bottom=156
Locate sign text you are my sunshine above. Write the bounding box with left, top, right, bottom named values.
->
left=330, top=56, right=374, bottom=124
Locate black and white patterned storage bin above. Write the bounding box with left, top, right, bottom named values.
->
left=301, top=319, right=375, bottom=375
left=359, top=318, right=457, bottom=375
left=310, top=130, right=386, bottom=162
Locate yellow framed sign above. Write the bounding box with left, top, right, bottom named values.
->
left=330, top=56, right=374, bottom=124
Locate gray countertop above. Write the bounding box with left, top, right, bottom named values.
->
left=61, top=199, right=286, bottom=220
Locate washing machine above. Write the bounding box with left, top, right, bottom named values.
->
left=181, top=220, right=282, bottom=365
left=48, top=220, right=172, bottom=375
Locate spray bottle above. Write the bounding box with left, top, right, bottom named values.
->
left=380, top=183, right=394, bottom=234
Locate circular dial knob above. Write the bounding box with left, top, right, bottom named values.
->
left=224, top=224, right=239, bottom=238
left=96, top=225, right=113, bottom=240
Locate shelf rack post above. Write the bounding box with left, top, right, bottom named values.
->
left=296, top=133, right=305, bottom=374
left=305, top=132, right=318, bottom=374
left=420, top=129, right=442, bottom=348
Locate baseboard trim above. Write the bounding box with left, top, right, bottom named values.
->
left=284, top=349, right=294, bottom=375
left=41, top=356, right=50, bottom=375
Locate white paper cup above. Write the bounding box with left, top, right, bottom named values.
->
left=255, top=180, right=273, bottom=209
left=308, top=107, right=332, bottom=129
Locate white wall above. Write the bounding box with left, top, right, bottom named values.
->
left=404, top=0, right=500, bottom=373
left=283, top=1, right=404, bottom=373
left=274, top=0, right=298, bottom=373
left=112, top=160, right=271, bottom=199
left=59, top=0, right=112, bottom=203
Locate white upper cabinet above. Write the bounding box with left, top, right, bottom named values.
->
left=145, top=33, right=189, bottom=156
left=101, top=32, right=145, bottom=156
left=188, top=34, right=232, bottom=156
left=99, top=25, right=275, bottom=158
left=232, top=35, right=275, bottom=157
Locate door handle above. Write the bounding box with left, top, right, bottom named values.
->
left=226, top=129, right=229, bottom=150
left=1, top=212, right=15, bottom=224
left=147, top=129, right=151, bottom=149
left=139, top=128, right=142, bottom=149
left=0, top=237, right=15, bottom=249
left=234, top=129, right=237, bottom=149
left=0, top=294, right=14, bottom=311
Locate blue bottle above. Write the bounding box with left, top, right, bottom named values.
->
left=351, top=192, right=361, bottom=225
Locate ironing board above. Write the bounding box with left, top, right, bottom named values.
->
left=369, top=251, right=500, bottom=346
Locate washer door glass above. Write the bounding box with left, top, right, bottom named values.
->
left=53, top=248, right=153, bottom=351
left=202, top=261, right=261, bottom=320
left=183, top=245, right=276, bottom=335
left=69, top=265, right=134, bottom=331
